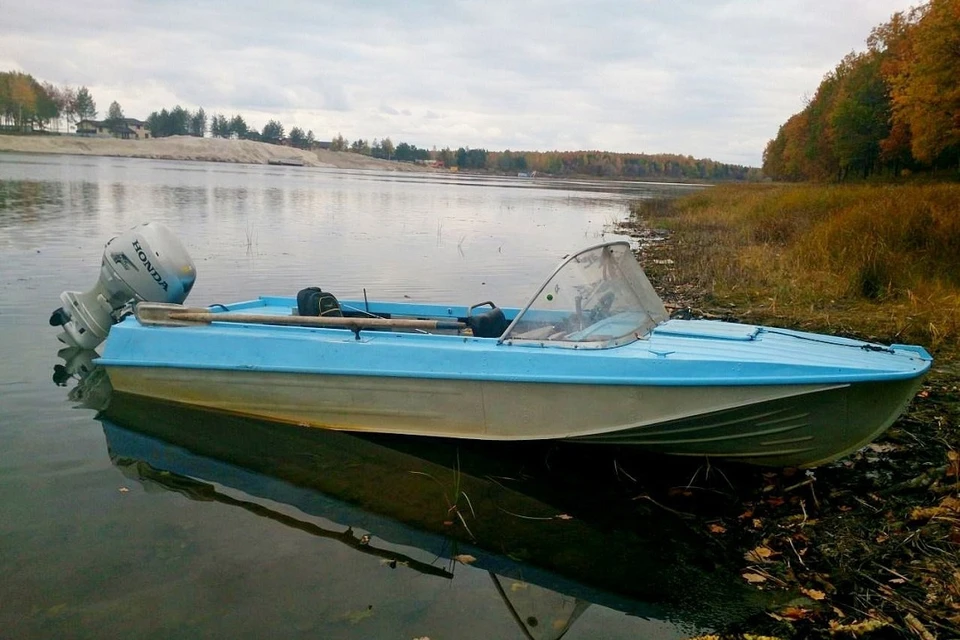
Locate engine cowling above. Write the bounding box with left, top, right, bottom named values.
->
left=50, top=222, right=197, bottom=349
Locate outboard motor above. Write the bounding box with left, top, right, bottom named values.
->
left=50, top=222, right=196, bottom=349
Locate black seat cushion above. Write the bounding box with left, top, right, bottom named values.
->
left=466, top=306, right=508, bottom=338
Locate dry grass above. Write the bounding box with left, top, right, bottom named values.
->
left=633, top=183, right=960, bottom=354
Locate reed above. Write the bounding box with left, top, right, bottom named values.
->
left=632, top=183, right=960, bottom=352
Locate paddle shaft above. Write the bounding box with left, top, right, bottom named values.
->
left=167, top=311, right=465, bottom=331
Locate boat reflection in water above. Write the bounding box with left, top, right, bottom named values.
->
left=61, top=351, right=773, bottom=638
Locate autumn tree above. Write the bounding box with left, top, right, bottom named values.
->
left=330, top=133, right=347, bottom=151
left=380, top=137, right=394, bottom=160
left=8, top=73, right=36, bottom=131
left=886, top=0, right=960, bottom=168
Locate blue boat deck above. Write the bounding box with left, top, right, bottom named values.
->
left=98, top=295, right=933, bottom=387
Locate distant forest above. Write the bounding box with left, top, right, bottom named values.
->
left=763, top=0, right=960, bottom=181
left=1, top=69, right=758, bottom=181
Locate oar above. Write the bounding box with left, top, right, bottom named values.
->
left=135, top=303, right=465, bottom=332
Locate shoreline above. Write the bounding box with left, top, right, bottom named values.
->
left=0, top=134, right=437, bottom=173
left=618, top=187, right=960, bottom=639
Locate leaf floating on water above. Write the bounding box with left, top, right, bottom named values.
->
left=380, top=559, right=407, bottom=569
left=742, top=572, right=767, bottom=584
left=118, top=487, right=129, bottom=493
left=340, top=605, right=374, bottom=625
left=453, top=554, right=476, bottom=565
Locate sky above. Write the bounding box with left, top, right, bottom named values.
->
left=1, top=0, right=919, bottom=167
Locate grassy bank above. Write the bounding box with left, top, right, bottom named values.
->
left=632, top=183, right=960, bottom=354
left=622, top=183, right=959, bottom=638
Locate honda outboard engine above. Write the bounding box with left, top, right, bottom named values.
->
left=50, top=222, right=196, bottom=349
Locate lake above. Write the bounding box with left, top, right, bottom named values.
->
left=1, top=153, right=760, bottom=639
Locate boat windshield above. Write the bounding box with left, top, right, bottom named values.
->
left=500, top=242, right=668, bottom=348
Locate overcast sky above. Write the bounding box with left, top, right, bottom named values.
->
left=2, top=0, right=917, bottom=166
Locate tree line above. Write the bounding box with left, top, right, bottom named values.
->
left=763, top=0, right=960, bottom=181
left=329, top=138, right=758, bottom=180
left=3, top=68, right=759, bottom=181
left=0, top=71, right=96, bottom=132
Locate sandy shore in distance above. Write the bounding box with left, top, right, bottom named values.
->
left=0, top=135, right=435, bottom=172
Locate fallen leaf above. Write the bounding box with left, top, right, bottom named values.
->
left=940, top=496, right=960, bottom=511
left=778, top=606, right=812, bottom=620
left=828, top=619, right=888, bottom=634
left=865, top=442, right=899, bottom=453
left=708, top=523, right=727, bottom=534
left=910, top=506, right=952, bottom=521
left=752, top=518, right=763, bottom=529
left=453, top=554, right=476, bottom=565
left=118, top=487, right=129, bottom=493
left=742, top=572, right=767, bottom=584
left=744, top=546, right=779, bottom=563
left=801, top=587, right=826, bottom=601
left=554, top=514, right=573, bottom=520
left=947, top=450, right=959, bottom=477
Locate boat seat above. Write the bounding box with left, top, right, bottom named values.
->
left=465, top=303, right=509, bottom=338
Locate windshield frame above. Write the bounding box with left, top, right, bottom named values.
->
left=497, top=241, right=668, bottom=349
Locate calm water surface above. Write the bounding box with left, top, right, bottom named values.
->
left=0, top=153, right=758, bottom=639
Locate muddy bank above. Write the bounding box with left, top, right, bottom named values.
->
left=0, top=135, right=435, bottom=172
left=617, top=212, right=960, bottom=638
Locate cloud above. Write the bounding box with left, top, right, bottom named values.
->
left=0, top=0, right=917, bottom=165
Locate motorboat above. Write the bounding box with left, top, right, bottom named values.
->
left=55, top=224, right=932, bottom=468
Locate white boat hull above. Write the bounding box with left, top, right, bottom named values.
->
left=105, top=367, right=923, bottom=467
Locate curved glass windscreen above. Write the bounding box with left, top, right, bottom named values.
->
left=501, top=242, right=669, bottom=348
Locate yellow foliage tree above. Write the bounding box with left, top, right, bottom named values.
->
left=887, top=0, right=960, bottom=165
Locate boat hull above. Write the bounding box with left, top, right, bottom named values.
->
left=104, top=365, right=924, bottom=468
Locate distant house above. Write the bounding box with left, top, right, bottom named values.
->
left=77, top=118, right=151, bottom=140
